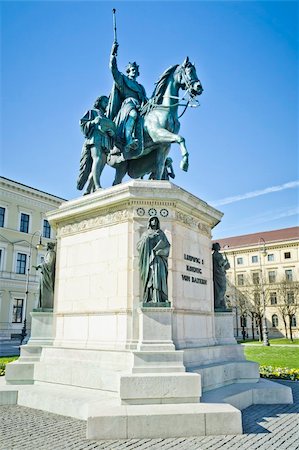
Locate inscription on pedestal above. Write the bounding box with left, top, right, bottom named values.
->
left=181, top=253, right=207, bottom=285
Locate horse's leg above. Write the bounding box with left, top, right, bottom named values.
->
left=155, top=145, right=169, bottom=180
left=112, top=161, right=128, bottom=186
left=150, top=128, right=189, bottom=173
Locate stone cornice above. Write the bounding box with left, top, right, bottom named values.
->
left=49, top=181, right=222, bottom=236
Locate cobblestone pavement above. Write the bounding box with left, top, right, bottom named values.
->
left=0, top=381, right=298, bottom=450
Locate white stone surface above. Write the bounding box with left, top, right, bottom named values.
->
left=87, top=402, right=242, bottom=439
left=214, top=312, right=236, bottom=344
left=119, top=372, right=201, bottom=404
left=202, top=379, right=293, bottom=410
left=27, top=311, right=55, bottom=346
left=47, top=181, right=222, bottom=352
left=5, top=361, right=35, bottom=385
left=137, top=307, right=175, bottom=350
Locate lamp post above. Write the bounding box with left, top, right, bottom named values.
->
left=20, top=231, right=44, bottom=345
left=259, top=237, right=270, bottom=346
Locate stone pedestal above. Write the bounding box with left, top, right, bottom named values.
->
left=5, top=310, right=54, bottom=385
left=2, top=180, right=292, bottom=438
left=28, top=310, right=55, bottom=346
left=137, top=306, right=175, bottom=351
left=214, top=311, right=236, bottom=345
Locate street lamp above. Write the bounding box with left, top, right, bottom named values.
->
left=259, top=237, right=270, bottom=347
left=20, top=231, right=44, bottom=345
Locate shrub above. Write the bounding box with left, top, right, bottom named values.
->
left=260, top=365, right=299, bottom=381
left=0, top=363, right=5, bottom=377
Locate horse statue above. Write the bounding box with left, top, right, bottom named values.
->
left=107, top=57, right=203, bottom=185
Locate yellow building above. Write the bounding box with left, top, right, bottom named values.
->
left=0, top=177, right=65, bottom=339
left=215, top=227, right=299, bottom=340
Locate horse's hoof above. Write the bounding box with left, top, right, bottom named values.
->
left=180, top=159, right=189, bottom=172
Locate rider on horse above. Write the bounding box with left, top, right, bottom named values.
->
left=107, top=41, right=148, bottom=159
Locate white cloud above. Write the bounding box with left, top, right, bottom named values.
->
left=213, top=206, right=299, bottom=237
left=211, top=181, right=299, bottom=207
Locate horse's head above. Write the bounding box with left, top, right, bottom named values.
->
left=179, top=57, right=203, bottom=97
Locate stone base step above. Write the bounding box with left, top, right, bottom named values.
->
left=201, top=378, right=293, bottom=410
left=17, top=383, right=119, bottom=420
left=87, top=402, right=242, bottom=439
left=190, top=360, right=259, bottom=391
left=0, top=377, right=293, bottom=439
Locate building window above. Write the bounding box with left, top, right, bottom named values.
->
left=285, top=270, right=293, bottom=281
left=16, top=253, right=27, bottom=274
left=251, top=255, right=258, bottom=263
left=267, top=254, right=274, bottom=262
left=254, top=292, right=260, bottom=304
left=272, top=314, right=279, bottom=327
left=252, top=272, right=260, bottom=285
left=268, top=271, right=276, bottom=283
left=237, top=274, right=244, bottom=286
left=237, top=257, right=243, bottom=265
left=270, top=292, right=277, bottom=305
left=20, top=213, right=30, bottom=233
left=0, top=207, right=5, bottom=227
left=12, top=299, right=24, bottom=323
left=287, top=292, right=295, bottom=304
left=284, top=252, right=291, bottom=259
left=43, top=219, right=51, bottom=238
left=291, top=316, right=297, bottom=327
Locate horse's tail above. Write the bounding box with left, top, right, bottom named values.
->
left=77, top=144, right=92, bottom=190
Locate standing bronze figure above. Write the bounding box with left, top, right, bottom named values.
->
left=212, top=243, right=230, bottom=310
left=137, top=217, right=170, bottom=304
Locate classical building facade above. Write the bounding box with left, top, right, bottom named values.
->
left=215, top=227, right=299, bottom=340
left=0, top=177, right=65, bottom=339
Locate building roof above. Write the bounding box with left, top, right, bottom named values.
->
left=0, top=176, right=66, bottom=202
left=214, top=226, right=299, bottom=249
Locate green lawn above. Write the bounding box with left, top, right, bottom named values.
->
left=240, top=338, right=299, bottom=345
left=244, top=345, right=299, bottom=369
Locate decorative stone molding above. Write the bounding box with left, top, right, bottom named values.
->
left=175, top=210, right=211, bottom=237
left=58, top=208, right=130, bottom=236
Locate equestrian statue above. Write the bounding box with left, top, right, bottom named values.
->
left=77, top=9, right=203, bottom=192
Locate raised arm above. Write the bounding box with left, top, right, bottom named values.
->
left=109, top=42, right=123, bottom=86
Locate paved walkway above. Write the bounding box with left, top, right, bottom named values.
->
left=0, top=380, right=298, bottom=450
left=0, top=340, right=20, bottom=357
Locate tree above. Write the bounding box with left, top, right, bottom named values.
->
left=277, top=279, right=299, bottom=341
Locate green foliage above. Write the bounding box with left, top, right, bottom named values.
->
left=244, top=345, right=299, bottom=369
left=260, top=366, right=299, bottom=381
left=0, top=356, right=18, bottom=376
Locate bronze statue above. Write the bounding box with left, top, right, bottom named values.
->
left=137, top=217, right=170, bottom=304
left=212, top=242, right=230, bottom=310
left=35, top=242, right=56, bottom=309
left=106, top=9, right=203, bottom=184
left=107, top=41, right=147, bottom=157
left=77, top=95, right=116, bottom=195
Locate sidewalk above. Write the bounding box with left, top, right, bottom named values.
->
left=0, top=340, right=20, bottom=357
left=0, top=380, right=298, bottom=449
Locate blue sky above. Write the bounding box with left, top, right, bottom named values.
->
left=1, top=1, right=298, bottom=238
